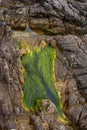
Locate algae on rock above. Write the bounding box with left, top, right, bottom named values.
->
left=12, top=32, right=64, bottom=117
left=22, top=45, right=63, bottom=116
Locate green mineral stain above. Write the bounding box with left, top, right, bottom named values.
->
left=22, top=45, right=63, bottom=117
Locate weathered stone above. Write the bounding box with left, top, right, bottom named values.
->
left=0, top=0, right=87, bottom=130
left=30, top=99, right=72, bottom=130
left=0, top=0, right=87, bottom=34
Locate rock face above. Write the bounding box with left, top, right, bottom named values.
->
left=0, top=22, right=23, bottom=129
left=0, top=0, right=87, bottom=130
left=30, top=99, right=72, bottom=130
left=0, top=21, right=72, bottom=130
left=53, top=35, right=87, bottom=130
left=1, top=0, right=87, bottom=34
left=0, top=32, right=72, bottom=130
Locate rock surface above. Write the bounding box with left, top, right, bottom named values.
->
left=54, top=35, right=87, bottom=130
left=1, top=0, right=87, bottom=34
left=0, top=21, right=73, bottom=130
left=0, top=0, right=87, bottom=130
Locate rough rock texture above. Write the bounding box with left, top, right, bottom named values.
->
left=0, top=33, right=72, bottom=130
left=0, top=22, right=31, bottom=130
left=0, top=0, right=87, bottom=130
left=52, top=35, right=87, bottom=130
left=30, top=99, right=72, bottom=130
left=1, top=0, right=87, bottom=34
left=0, top=21, right=73, bottom=130
left=23, top=33, right=87, bottom=129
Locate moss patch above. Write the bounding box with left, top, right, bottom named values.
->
left=12, top=34, right=64, bottom=117
left=21, top=45, right=63, bottom=117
